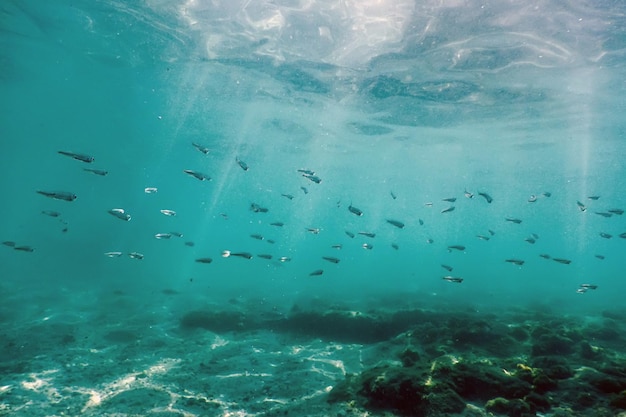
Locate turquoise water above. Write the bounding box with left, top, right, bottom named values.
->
left=2, top=1, right=626, bottom=416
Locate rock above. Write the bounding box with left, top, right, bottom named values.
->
left=611, top=391, right=626, bottom=409
left=485, top=397, right=532, bottom=417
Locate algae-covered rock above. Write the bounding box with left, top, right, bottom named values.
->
left=531, top=334, right=576, bottom=356
left=610, top=391, right=626, bottom=409
left=442, top=361, right=532, bottom=401
left=358, top=365, right=428, bottom=416
left=485, top=397, right=532, bottom=417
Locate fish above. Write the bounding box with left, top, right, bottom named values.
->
left=599, top=232, right=612, bottom=239
left=108, top=208, right=131, bottom=221
left=183, top=169, right=211, bottom=181
left=195, top=258, right=213, bottom=264
left=539, top=254, right=551, bottom=259
left=620, top=232, right=626, bottom=239
left=358, top=232, right=376, bottom=238
left=14, top=245, right=35, bottom=252
left=297, top=169, right=315, bottom=176
left=552, top=258, right=572, bottom=265
left=306, top=227, right=320, bottom=234
left=478, top=192, right=493, bottom=203
left=528, top=195, right=538, bottom=203
left=267, top=239, right=275, bottom=244
left=464, top=190, right=474, bottom=199
left=505, top=259, right=525, bottom=266
left=281, top=194, right=294, bottom=200
left=184, top=241, right=195, bottom=247
left=441, top=264, right=453, bottom=272
left=221, top=250, right=253, bottom=259
left=442, top=197, right=457, bottom=203
left=576, top=201, right=587, bottom=212
left=257, top=254, right=273, bottom=260
left=250, top=234, right=264, bottom=240
left=588, top=196, right=600, bottom=200
left=36, top=191, right=77, bottom=202
left=362, top=243, right=373, bottom=250
left=390, top=191, right=397, bottom=200
left=83, top=168, right=108, bottom=176
left=386, top=219, right=405, bottom=229
left=608, top=208, right=624, bottom=215
left=576, top=288, right=587, bottom=294
left=424, top=202, right=433, bottom=207
left=128, top=252, right=144, bottom=260
left=301, top=186, right=308, bottom=194
left=309, top=269, right=324, bottom=276
left=524, top=237, right=536, bottom=244
left=236, top=157, right=249, bottom=171
left=594, top=212, right=612, bottom=218
left=447, top=245, right=465, bottom=251
left=279, top=256, right=291, bottom=262
left=426, top=238, right=434, bottom=244
left=595, top=254, right=605, bottom=260
left=345, top=231, right=355, bottom=238
left=418, top=219, right=424, bottom=226
left=505, top=217, right=522, bottom=224
left=348, top=204, right=363, bottom=216
left=250, top=203, right=269, bottom=213
left=441, top=206, right=455, bottom=214
left=476, top=235, right=490, bottom=241
left=322, top=256, right=340, bottom=264
left=302, top=174, right=322, bottom=184
left=270, top=222, right=284, bottom=227
left=192, top=142, right=210, bottom=154
left=58, top=150, right=94, bottom=163
left=144, top=187, right=158, bottom=194
left=391, top=243, right=399, bottom=250
left=160, top=209, right=176, bottom=216
left=2, top=241, right=16, bottom=247
left=580, top=284, right=598, bottom=290
left=530, top=233, right=539, bottom=239
left=543, top=192, right=552, bottom=197
left=331, top=244, right=343, bottom=249
left=155, top=233, right=172, bottom=239
left=170, top=232, right=184, bottom=238
left=442, top=276, right=463, bottom=283
left=104, top=251, right=123, bottom=257
left=488, top=229, right=496, bottom=236
left=41, top=210, right=61, bottom=217
left=220, top=213, right=229, bottom=220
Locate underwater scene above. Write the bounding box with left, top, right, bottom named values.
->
left=2, top=1, right=626, bottom=416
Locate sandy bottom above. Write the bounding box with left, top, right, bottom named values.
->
left=1, top=286, right=626, bottom=417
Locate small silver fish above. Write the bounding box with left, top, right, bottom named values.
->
left=390, top=191, right=397, bottom=200
left=441, top=206, right=455, bottom=214
left=441, top=264, right=453, bottom=272
left=331, top=244, right=343, bottom=249
left=2, top=241, right=16, bottom=247
left=309, top=269, right=324, bottom=276
left=195, top=257, right=213, bottom=264
left=192, top=142, right=210, bottom=154
left=322, top=256, right=340, bottom=264
left=183, top=169, right=211, bottom=181
left=391, top=243, right=399, bottom=250
left=447, top=245, right=465, bottom=251
left=595, top=254, right=605, bottom=260
left=478, top=192, right=493, bottom=203
left=236, top=157, right=249, bottom=171
left=302, top=174, right=322, bottom=183
left=281, top=194, right=294, bottom=200
left=301, top=186, right=308, bottom=194
left=552, top=258, right=572, bottom=265
left=37, top=191, right=77, bottom=202
left=184, top=241, right=195, bottom=247
left=306, top=227, right=320, bottom=234
left=14, top=245, right=34, bottom=252
left=348, top=204, right=363, bottom=216
left=576, top=201, right=587, bottom=212
left=608, top=208, right=624, bottom=215
left=270, top=222, right=284, bottom=227
left=426, top=238, right=434, bottom=244
left=528, top=195, right=537, bottom=203
left=128, top=252, right=144, bottom=260
left=588, top=196, right=600, bottom=200
left=576, top=288, right=588, bottom=294
left=160, top=209, right=176, bottom=216
left=358, top=232, right=376, bottom=238
left=221, top=250, right=253, bottom=259
left=525, top=237, right=536, bottom=244
left=279, top=256, right=291, bottom=262
left=144, top=187, right=158, bottom=194
left=488, top=229, right=496, bottom=236
left=505, top=259, right=525, bottom=266
left=250, top=234, right=264, bottom=240
left=620, top=232, right=626, bottom=239
left=539, top=254, right=551, bottom=259
left=543, top=192, right=552, bottom=197
left=83, top=168, right=108, bottom=176
left=442, top=276, right=463, bottom=283
left=170, top=232, right=184, bottom=238
left=104, top=251, right=123, bottom=257
left=599, top=232, right=612, bottom=239
left=580, top=284, right=598, bottom=290
left=345, top=231, right=355, bottom=238
left=594, top=212, right=612, bottom=218
left=258, top=254, right=273, bottom=260
left=386, top=219, right=405, bottom=229
left=155, top=233, right=172, bottom=239
left=108, top=208, right=131, bottom=221
left=442, top=197, right=457, bottom=203
left=362, top=243, right=373, bottom=250
left=297, top=169, right=315, bottom=176
left=505, top=217, right=522, bottom=224
left=250, top=203, right=269, bottom=213
left=42, top=210, right=61, bottom=217
left=464, top=190, right=474, bottom=199
left=419, top=219, right=424, bottom=226
left=476, top=235, right=490, bottom=241
left=58, top=150, right=94, bottom=163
